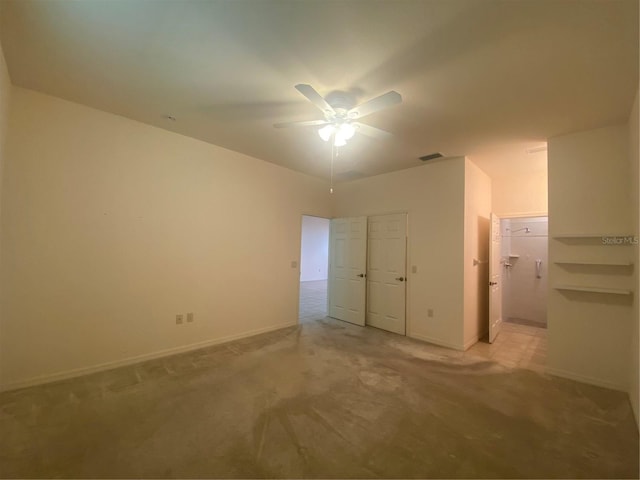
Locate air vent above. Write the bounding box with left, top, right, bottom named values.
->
left=419, top=152, right=443, bottom=162
left=336, top=170, right=365, bottom=181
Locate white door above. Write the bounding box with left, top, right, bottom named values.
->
left=489, top=213, right=502, bottom=343
left=366, top=214, right=407, bottom=335
left=328, top=216, right=367, bottom=326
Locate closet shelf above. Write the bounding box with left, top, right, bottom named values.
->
left=554, top=261, right=633, bottom=266
left=554, top=284, right=632, bottom=295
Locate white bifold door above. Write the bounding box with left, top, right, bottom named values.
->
left=328, top=214, right=407, bottom=334
left=366, top=214, right=407, bottom=335
left=328, top=217, right=368, bottom=326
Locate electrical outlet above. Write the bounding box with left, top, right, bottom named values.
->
left=427, top=309, right=434, bottom=318
left=176, top=314, right=184, bottom=325
left=187, top=312, right=194, bottom=323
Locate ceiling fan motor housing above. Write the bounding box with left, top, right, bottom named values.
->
left=325, top=91, right=357, bottom=114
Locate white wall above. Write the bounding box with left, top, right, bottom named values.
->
left=300, top=215, right=329, bottom=282
left=463, top=159, right=491, bottom=348
left=628, top=90, right=639, bottom=427
left=0, top=87, right=331, bottom=390
left=332, top=158, right=466, bottom=350
left=547, top=124, right=634, bottom=391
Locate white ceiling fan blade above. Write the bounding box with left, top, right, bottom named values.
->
left=273, top=119, right=330, bottom=128
left=355, top=122, right=392, bottom=139
left=295, top=84, right=335, bottom=115
left=349, top=91, right=402, bottom=119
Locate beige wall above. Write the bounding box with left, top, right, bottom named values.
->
left=463, top=159, right=491, bottom=347
left=0, top=42, right=10, bottom=225
left=492, top=169, right=548, bottom=217
left=0, top=88, right=331, bottom=390
left=547, top=124, right=634, bottom=391
left=0, top=40, right=12, bottom=375
left=331, top=158, right=466, bottom=350
left=628, top=90, right=639, bottom=427
left=470, top=148, right=547, bottom=217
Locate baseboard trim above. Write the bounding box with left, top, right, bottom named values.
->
left=545, top=366, right=627, bottom=392
left=463, top=336, right=479, bottom=351
left=0, top=321, right=298, bottom=392
left=408, top=333, right=465, bottom=351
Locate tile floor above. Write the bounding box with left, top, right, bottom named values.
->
left=465, top=322, right=547, bottom=372
left=299, top=279, right=548, bottom=372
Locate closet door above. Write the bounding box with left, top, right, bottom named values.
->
left=328, top=217, right=367, bottom=326
left=366, top=214, right=407, bottom=335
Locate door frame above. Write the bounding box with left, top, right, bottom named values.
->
left=326, top=211, right=409, bottom=334
left=497, top=213, right=549, bottom=331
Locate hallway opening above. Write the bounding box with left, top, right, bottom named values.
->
left=298, top=215, right=329, bottom=323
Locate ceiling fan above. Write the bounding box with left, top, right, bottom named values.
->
left=274, top=84, right=402, bottom=146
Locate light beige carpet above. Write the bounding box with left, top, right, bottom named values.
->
left=1, top=317, right=638, bottom=478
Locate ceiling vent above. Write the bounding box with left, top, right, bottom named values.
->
left=419, top=152, right=443, bottom=162
left=335, top=170, right=365, bottom=182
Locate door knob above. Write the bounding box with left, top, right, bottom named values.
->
left=396, top=277, right=405, bottom=282
left=489, top=281, right=497, bottom=286
left=357, top=273, right=366, bottom=278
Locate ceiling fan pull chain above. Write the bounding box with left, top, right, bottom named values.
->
left=330, top=142, right=334, bottom=194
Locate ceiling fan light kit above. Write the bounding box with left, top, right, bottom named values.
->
left=318, top=123, right=356, bottom=146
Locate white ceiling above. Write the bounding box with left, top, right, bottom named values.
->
left=1, top=0, right=637, bottom=181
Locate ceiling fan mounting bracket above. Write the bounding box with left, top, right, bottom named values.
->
left=325, top=91, right=357, bottom=112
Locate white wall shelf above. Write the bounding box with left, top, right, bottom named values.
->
left=554, top=261, right=633, bottom=266
left=508, top=254, right=520, bottom=258
left=554, top=284, right=632, bottom=295
left=553, top=233, right=634, bottom=239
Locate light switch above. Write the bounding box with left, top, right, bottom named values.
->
left=412, top=265, right=418, bottom=273
left=291, top=260, right=298, bottom=268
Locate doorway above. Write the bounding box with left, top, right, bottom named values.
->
left=469, top=213, right=548, bottom=370
left=298, top=215, right=330, bottom=323
left=500, top=216, right=548, bottom=329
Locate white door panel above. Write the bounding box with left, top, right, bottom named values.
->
left=328, top=217, right=367, bottom=326
left=366, top=214, right=407, bottom=335
left=489, top=213, right=502, bottom=343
